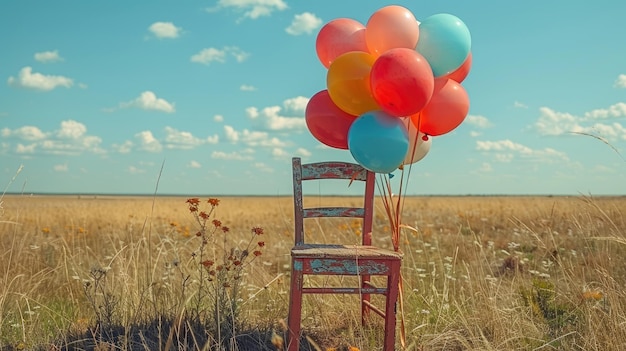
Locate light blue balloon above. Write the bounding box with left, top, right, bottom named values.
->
left=348, top=111, right=409, bottom=173
left=416, top=13, right=471, bottom=77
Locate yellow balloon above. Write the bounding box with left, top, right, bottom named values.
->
left=326, top=51, right=379, bottom=116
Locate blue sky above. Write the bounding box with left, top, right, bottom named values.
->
left=1, top=0, right=625, bottom=196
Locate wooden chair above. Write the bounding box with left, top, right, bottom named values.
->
left=287, top=157, right=403, bottom=351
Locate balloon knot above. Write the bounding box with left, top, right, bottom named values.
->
left=422, top=134, right=429, bottom=141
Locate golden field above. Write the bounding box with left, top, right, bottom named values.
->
left=1, top=194, right=626, bottom=350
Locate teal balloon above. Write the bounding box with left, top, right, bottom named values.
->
left=416, top=13, right=471, bottom=77
left=348, top=111, right=409, bottom=173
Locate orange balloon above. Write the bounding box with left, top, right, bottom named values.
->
left=415, top=79, right=469, bottom=136
left=316, top=18, right=368, bottom=68
left=366, top=5, right=420, bottom=56
left=327, top=51, right=380, bottom=116
left=439, top=52, right=472, bottom=83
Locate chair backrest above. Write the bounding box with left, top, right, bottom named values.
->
left=292, top=157, right=375, bottom=246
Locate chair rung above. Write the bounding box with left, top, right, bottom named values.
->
left=302, top=287, right=387, bottom=294
left=362, top=300, right=386, bottom=318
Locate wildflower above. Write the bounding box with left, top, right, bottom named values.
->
left=208, top=198, right=220, bottom=206
left=582, top=290, right=603, bottom=301
left=202, top=260, right=214, bottom=267
left=257, top=241, right=265, bottom=247
left=212, top=219, right=222, bottom=227
left=195, top=231, right=202, bottom=237
left=253, top=250, right=262, bottom=257
left=222, top=226, right=229, bottom=233
left=199, top=211, right=209, bottom=220
left=252, top=227, right=264, bottom=235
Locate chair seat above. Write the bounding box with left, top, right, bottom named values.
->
left=292, top=244, right=403, bottom=259
left=292, top=244, right=402, bottom=276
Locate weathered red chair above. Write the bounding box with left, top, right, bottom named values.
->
left=287, top=157, right=403, bottom=351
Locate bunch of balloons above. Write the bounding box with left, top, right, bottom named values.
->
left=305, top=5, right=472, bottom=173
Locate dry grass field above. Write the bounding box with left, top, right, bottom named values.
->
left=1, top=194, right=625, bottom=350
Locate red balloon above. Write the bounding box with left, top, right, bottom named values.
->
left=415, top=79, right=470, bottom=136
left=305, top=90, right=356, bottom=149
left=439, top=52, right=472, bottom=83
left=316, top=18, right=368, bottom=69
left=370, top=48, right=435, bottom=117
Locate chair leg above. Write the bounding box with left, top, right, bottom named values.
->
left=361, top=274, right=371, bottom=326
left=383, top=268, right=400, bottom=351
left=287, top=264, right=304, bottom=351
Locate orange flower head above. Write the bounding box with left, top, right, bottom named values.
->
left=222, top=226, right=230, bottom=233
left=253, top=250, right=262, bottom=257
left=212, top=219, right=222, bottom=227
left=252, top=227, right=264, bottom=235
left=208, top=198, right=220, bottom=206
left=186, top=198, right=200, bottom=206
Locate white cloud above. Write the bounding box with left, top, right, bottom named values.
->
left=164, top=126, right=204, bottom=149
left=224, top=124, right=287, bottom=147
left=240, top=84, right=256, bottom=91
left=148, top=21, right=182, bottom=39
left=209, top=0, right=288, bottom=20
left=112, top=140, right=133, bottom=153
left=295, top=148, right=311, bottom=157
left=7, top=66, right=73, bottom=91
left=477, top=162, right=493, bottom=173
left=246, top=97, right=309, bottom=131
left=34, top=50, right=63, bottom=63
left=254, top=162, right=273, bottom=173
left=188, top=160, right=202, bottom=168
left=3, top=120, right=104, bottom=155
left=584, top=102, right=626, bottom=119
left=191, top=46, right=249, bottom=65
left=121, top=91, right=175, bottom=113
left=211, top=150, right=253, bottom=160
left=135, top=130, right=163, bottom=152
left=476, top=139, right=569, bottom=163
left=534, top=107, right=582, bottom=136
left=1, top=126, right=47, bottom=140
left=535, top=106, right=626, bottom=141
left=272, top=148, right=287, bottom=157
left=286, top=12, right=322, bottom=35
left=255, top=105, right=307, bottom=131
left=465, top=115, right=492, bottom=129
left=246, top=107, right=259, bottom=119
left=283, top=96, right=309, bottom=113
left=214, top=114, right=224, bottom=122
left=514, top=101, right=528, bottom=109
left=53, top=164, right=68, bottom=172
left=224, top=125, right=239, bottom=142
left=128, top=166, right=146, bottom=174
left=16, top=143, right=36, bottom=154
left=614, top=74, right=626, bottom=88
left=57, top=120, right=86, bottom=139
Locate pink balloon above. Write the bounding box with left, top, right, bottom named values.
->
left=370, top=48, right=435, bottom=117
left=366, top=5, right=420, bottom=56
left=305, top=90, right=356, bottom=149
left=439, top=52, right=472, bottom=83
left=316, top=18, right=368, bottom=68
left=416, top=79, right=470, bottom=136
